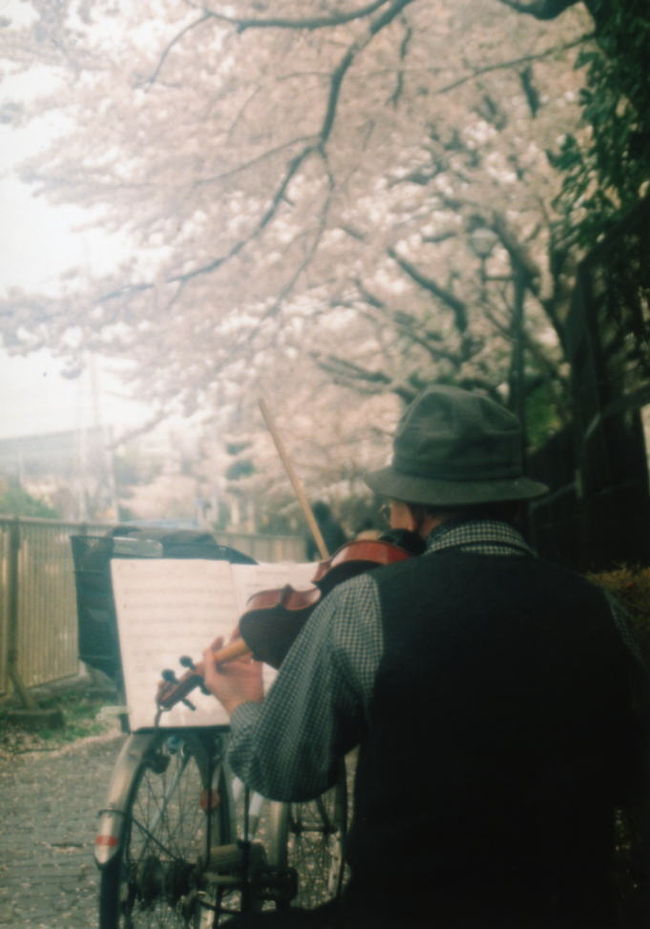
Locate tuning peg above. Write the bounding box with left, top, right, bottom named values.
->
left=179, top=655, right=196, bottom=670
left=161, top=669, right=177, bottom=683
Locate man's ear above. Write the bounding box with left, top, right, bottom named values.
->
left=404, top=504, right=424, bottom=533
left=411, top=505, right=454, bottom=538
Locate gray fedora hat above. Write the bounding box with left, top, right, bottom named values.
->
left=365, top=384, right=548, bottom=506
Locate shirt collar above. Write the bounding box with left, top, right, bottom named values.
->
left=425, top=518, right=535, bottom=557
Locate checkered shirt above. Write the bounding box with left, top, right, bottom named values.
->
left=226, top=519, right=542, bottom=801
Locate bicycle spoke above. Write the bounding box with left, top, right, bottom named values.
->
left=286, top=776, right=348, bottom=909
left=101, top=733, right=214, bottom=928
left=100, top=731, right=348, bottom=925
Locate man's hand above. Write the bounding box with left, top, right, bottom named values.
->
left=202, top=635, right=264, bottom=716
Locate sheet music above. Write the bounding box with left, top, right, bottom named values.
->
left=230, top=561, right=318, bottom=614
left=110, top=558, right=319, bottom=731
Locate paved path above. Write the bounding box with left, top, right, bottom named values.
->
left=0, top=732, right=126, bottom=929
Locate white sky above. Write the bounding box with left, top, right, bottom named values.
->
left=0, top=350, right=151, bottom=440
left=0, top=12, right=150, bottom=441
left=0, top=178, right=149, bottom=440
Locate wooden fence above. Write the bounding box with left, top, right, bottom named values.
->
left=0, top=516, right=304, bottom=702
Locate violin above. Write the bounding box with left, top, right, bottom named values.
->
left=155, top=531, right=424, bottom=712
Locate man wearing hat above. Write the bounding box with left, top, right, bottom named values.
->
left=204, top=385, right=646, bottom=928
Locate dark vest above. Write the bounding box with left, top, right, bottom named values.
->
left=345, top=551, right=641, bottom=925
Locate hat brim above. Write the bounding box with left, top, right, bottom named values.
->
left=365, top=465, right=548, bottom=506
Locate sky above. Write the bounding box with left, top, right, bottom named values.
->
left=0, top=350, right=150, bottom=440
left=0, top=176, right=147, bottom=440
left=0, top=176, right=149, bottom=440
left=0, top=8, right=150, bottom=441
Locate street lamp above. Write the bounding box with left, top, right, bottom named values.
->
left=468, top=227, right=499, bottom=301
left=469, top=226, right=498, bottom=261
left=468, top=226, right=526, bottom=445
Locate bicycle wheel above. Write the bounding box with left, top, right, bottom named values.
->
left=268, top=765, right=348, bottom=909
left=99, top=730, right=233, bottom=929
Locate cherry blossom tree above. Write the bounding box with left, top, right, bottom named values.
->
left=0, top=0, right=595, bottom=513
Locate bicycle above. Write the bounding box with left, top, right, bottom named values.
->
left=94, top=726, right=348, bottom=927
left=70, top=529, right=348, bottom=927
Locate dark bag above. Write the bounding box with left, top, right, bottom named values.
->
left=70, top=527, right=255, bottom=683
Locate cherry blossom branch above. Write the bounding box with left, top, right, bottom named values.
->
left=194, top=0, right=393, bottom=32
left=192, top=136, right=315, bottom=188
left=435, top=35, right=589, bottom=95
left=387, top=247, right=469, bottom=333
left=140, top=12, right=214, bottom=86
left=103, top=0, right=415, bottom=304
left=496, top=0, right=580, bottom=19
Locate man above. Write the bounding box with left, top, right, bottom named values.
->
left=204, top=385, right=647, bottom=928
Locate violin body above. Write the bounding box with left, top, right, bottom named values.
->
left=240, top=538, right=415, bottom=669
left=312, top=538, right=413, bottom=588
left=155, top=534, right=422, bottom=710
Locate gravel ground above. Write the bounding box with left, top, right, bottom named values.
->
left=0, top=713, right=353, bottom=929
left=0, top=729, right=126, bottom=929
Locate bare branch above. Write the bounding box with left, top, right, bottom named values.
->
left=195, top=0, right=395, bottom=32
left=97, top=141, right=320, bottom=307
left=422, top=232, right=458, bottom=245
left=353, top=280, right=387, bottom=310
left=310, top=352, right=417, bottom=403
left=495, top=0, right=581, bottom=20
left=519, top=64, right=541, bottom=117
left=193, top=136, right=315, bottom=188
left=481, top=298, right=567, bottom=391
left=388, top=17, right=413, bottom=107
left=312, top=352, right=391, bottom=389
left=351, top=278, right=466, bottom=366
left=262, top=154, right=336, bottom=316
left=320, top=0, right=416, bottom=143
left=435, top=35, right=589, bottom=95
left=454, top=378, right=505, bottom=403
left=490, top=212, right=542, bottom=288
left=94, top=0, right=416, bottom=305
left=108, top=409, right=169, bottom=447
left=140, top=12, right=213, bottom=86
left=388, top=246, right=469, bottom=333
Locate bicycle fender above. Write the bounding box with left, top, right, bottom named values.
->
left=94, top=732, right=158, bottom=867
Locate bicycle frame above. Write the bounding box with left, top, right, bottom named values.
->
left=95, top=727, right=233, bottom=868
left=95, top=731, right=159, bottom=867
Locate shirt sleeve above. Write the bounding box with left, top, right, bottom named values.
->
left=226, top=573, right=383, bottom=802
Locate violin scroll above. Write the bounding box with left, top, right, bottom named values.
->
left=156, top=638, right=250, bottom=710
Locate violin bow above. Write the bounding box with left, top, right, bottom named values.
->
left=258, top=397, right=330, bottom=561
left=157, top=399, right=331, bottom=712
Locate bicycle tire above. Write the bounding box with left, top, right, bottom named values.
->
left=98, top=730, right=234, bottom=929
left=267, top=763, right=348, bottom=909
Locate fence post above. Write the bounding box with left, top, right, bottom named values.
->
left=6, top=518, right=36, bottom=709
